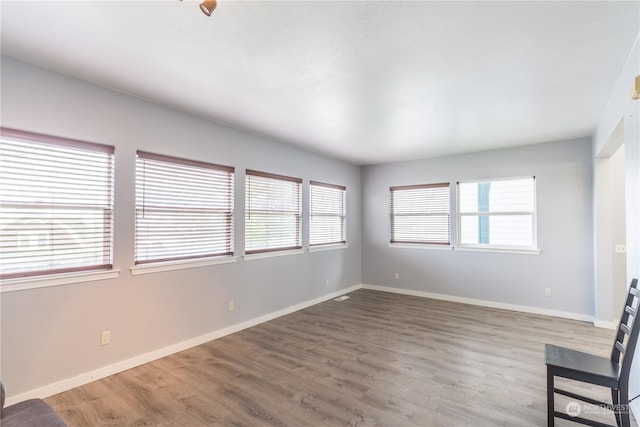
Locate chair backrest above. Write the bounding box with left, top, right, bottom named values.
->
left=611, top=278, right=640, bottom=385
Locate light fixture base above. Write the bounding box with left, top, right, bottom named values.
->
left=632, top=75, right=640, bottom=100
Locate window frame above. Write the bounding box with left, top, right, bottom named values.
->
left=309, top=180, right=346, bottom=248
left=245, top=169, right=302, bottom=256
left=456, top=176, right=538, bottom=252
left=389, top=182, right=451, bottom=246
left=0, top=127, right=115, bottom=280
left=134, top=150, right=235, bottom=266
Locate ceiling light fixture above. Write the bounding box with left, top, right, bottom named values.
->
left=179, top=0, right=216, bottom=17
left=199, top=0, right=217, bottom=16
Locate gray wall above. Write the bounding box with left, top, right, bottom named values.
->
left=361, top=139, right=594, bottom=316
left=0, top=57, right=362, bottom=397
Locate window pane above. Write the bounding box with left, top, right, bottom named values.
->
left=135, top=152, right=234, bottom=264
left=392, top=215, right=450, bottom=244
left=459, top=178, right=534, bottom=213
left=460, top=216, right=479, bottom=245
left=245, top=171, right=301, bottom=253
left=310, top=182, right=346, bottom=246
left=458, top=177, right=536, bottom=249
left=489, top=215, right=533, bottom=246
left=390, top=183, right=450, bottom=245
left=1, top=129, right=114, bottom=278
left=460, top=215, right=533, bottom=247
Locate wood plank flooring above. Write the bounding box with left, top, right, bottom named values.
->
left=45, top=289, right=639, bottom=426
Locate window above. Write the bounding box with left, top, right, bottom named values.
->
left=310, top=181, right=346, bottom=246
left=457, top=176, right=536, bottom=249
left=135, top=151, right=234, bottom=264
left=245, top=170, right=301, bottom=254
left=390, top=183, right=450, bottom=245
left=0, top=128, right=114, bottom=279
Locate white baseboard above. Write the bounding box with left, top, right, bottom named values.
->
left=7, top=282, right=603, bottom=406
left=360, top=284, right=595, bottom=323
left=5, top=284, right=361, bottom=406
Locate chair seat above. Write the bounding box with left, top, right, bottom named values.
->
left=545, top=279, right=639, bottom=427
left=2, top=399, right=67, bottom=427
left=545, top=343, right=621, bottom=388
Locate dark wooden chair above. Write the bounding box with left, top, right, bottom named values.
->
left=545, top=278, right=639, bottom=427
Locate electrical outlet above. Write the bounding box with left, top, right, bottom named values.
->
left=615, top=244, right=626, bottom=254
left=228, top=300, right=235, bottom=312
left=325, top=279, right=329, bottom=286
left=544, top=288, right=552, bottom=297
left=100, top=331, right=111, bottom=346
left=395, top=272, right=400, bottom=280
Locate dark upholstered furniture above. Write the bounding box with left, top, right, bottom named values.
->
left=545, top=278, right=640, bottom=427
left=0, top=381, right=67, bottom=427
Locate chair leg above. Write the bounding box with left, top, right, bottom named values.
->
left=619, top=386, right=630, bottom=427
left=547, top=368, right=555, bottom=427
left=612, top=389, right=621, bottom=427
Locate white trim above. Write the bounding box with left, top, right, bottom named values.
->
left=387, top=242, right=539, bottom=254
left=130, top=256, right=237, bottom=276
left=309, top=243, right=349, bottom=253
left=388, top=243, right=453, bottom=251
left=0, top=269, right=120, bottom=293
left=453, top=246, right=542, bottom=255
left=593, top=319, right=618, bottom=330
left=244, top=248, right=305, bottom=261
left=360, top=284, right=594, bottom=323
left=4, top=284, right=361, bottom=406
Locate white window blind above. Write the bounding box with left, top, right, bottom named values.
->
left=310, top=181, right=346, bottom=246
left=245, top=170, right=302, bottom=254
left=135, top=151, right=234, bottom=264
left=390, top=183, right=450, bottom=245
left=458, top=176, right=536, bottom=248
left=0, top=128, right=115, bottom=279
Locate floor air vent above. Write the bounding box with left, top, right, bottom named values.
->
left=334, top=296, right=350, bottom=302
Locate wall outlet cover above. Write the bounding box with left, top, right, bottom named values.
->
left=100, top=331, right=111, bottom=346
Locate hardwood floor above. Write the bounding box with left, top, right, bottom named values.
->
left=46, top=289, right=638, bottom=426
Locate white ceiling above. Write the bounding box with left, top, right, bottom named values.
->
left=1, top=1, right=639, bottom=165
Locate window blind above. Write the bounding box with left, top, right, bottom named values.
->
left=458, top=177, right=536, bottom=248
left=245, top=170, right=302, bottom=254
left=310, top=181, right=346, bottom=246
left=390, top=183, right=450, bottom=245
left=135, top=151, right=234, bottom=264
left=0, top=128, right=115, bottom=279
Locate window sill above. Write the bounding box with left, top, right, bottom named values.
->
left=453, top=246, right=541, bottom=255
left=309, top=243, right=349, bottom=253
left=0, top=269, right=121, bottom=293
left=130, top=256, right=238, bottom=276
left=244, top=248, right=305, bottom=261
left=388, top=243, right=453, bottom=251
